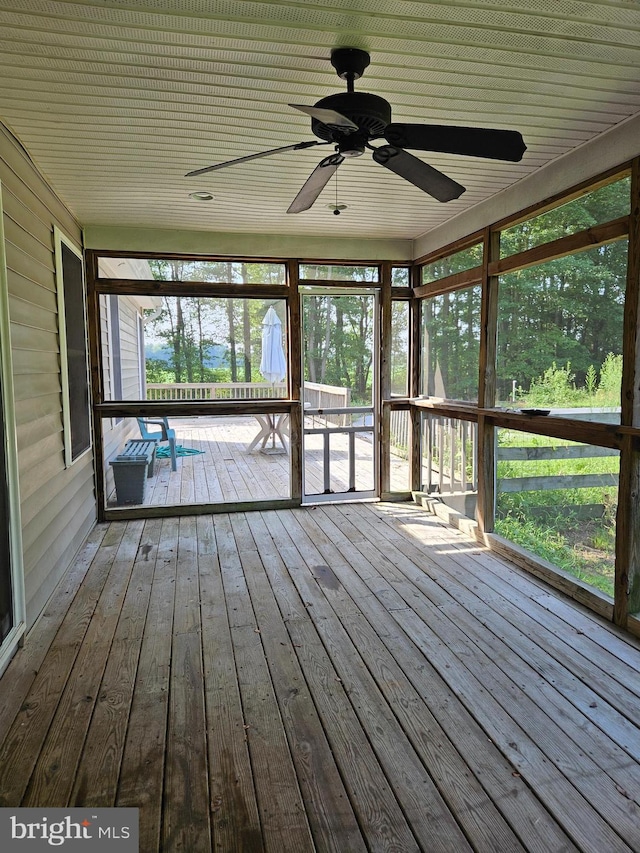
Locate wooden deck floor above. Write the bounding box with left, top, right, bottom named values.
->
left=107, top=417, right=409, bottom=507
left=1, top=502, right=639, bottom=852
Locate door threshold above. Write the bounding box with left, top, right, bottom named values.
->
left=302, top=491, right=377, bottom=506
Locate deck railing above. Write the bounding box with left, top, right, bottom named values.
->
left=146, top=382, right=287, bottom=400
left=146, top=380, right=350, bottom=411
left=422, top=414, right=478, bottom=494
left=147, top=382, right=351, bottom=424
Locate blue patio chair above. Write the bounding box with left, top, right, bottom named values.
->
left=137, top=417, right=177, bottom=471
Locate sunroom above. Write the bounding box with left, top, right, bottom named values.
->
left=0, top=3, right=640, bottom=852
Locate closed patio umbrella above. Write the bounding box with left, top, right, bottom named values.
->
left=260, top=306, right=286, bottom=385
left=257, top=306, right=287, bottom=452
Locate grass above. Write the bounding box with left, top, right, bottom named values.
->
left=495, top=430, right=617, bottom=598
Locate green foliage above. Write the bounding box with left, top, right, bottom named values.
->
left=515, top=353, right=622, bottom=408
left=524, top=361, right=581, bottom=407
left=495, top=514, right=614, bottom=596
left=495, top=429, right=617, bottom=597
left=598, top=352, right=622, bottom=397
left=585, top=363, right=597, bottom=396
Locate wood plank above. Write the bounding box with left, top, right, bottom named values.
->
left=70, top=518, right=162, bottom=807
left=413, top=264, right=482, bottom=298
left=21, top=521, right=145, bottom=807
left=498, top=444, right=619, bottom=460
left=116, top=517, right=179, bottom=852
left=196, top=515, right=264, bottom=853
left=616, top=155, right=640, bottom=623
left=282, top=509, right=530, bottom=853
left=163, top=630, right=212, bottom=851
left=346, top=505, right=640, bottom=848
left=256, top=511, right=422, bottom=852
left=263, top=510, right=473, bottom=853
left=214, top=514, right=315, bottom=852
left=304, top=507, right=572, bottom=850
left=231, top=514, right=367, bottom=853
left=96, top=279, right=288, bottom=299
left=488, top=216, right=628, bottom=276
left=0, top=522, right=125, bottom=805
left=401, top=506, right=639, bottom=692
left=162, top=515, right=211, bottom=851
left=498, top=472, right=618, bottom=491
left=370, top=508, right=640, bottom=784
left=0, top=523, right=108, bottom=742
left=0, top=501, right=639, bottom=852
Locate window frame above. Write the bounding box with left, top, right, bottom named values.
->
left=55, top=226, right=92, bottom=467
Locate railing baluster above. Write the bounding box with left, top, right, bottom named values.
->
left=323, top=432, right=331, bottom=493
left=348, top=432, right=356, bottom=491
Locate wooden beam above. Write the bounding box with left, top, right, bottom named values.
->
left=490, top=164, right=631, bottom=233
left=288, top=260, right=302, bottom=502
left=96, top=400, right=297, bottom=418
left=409, top=268, right=422, bottom=491
left=104, top=498, right=300, bottom=521
left=412, top=229, right=485, bottom=267
left=95, top=279, right=289, bottom=299
left=411, top=400, right=626, bottom=450
left=615, top=156, right=640, bottom=626
left=487, top=216, right=628, bottom=277
left=476, top=228, right=499, bottom=534
left=85, top=251, right=107, bottom=522
left=379, top=263, right=392, bottom=495
left=413, top=265, right=482, bottom=299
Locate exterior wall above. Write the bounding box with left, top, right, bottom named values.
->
left=0, top=123, right=96, bottom=629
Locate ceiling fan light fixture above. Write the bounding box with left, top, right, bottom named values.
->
left=339, top=142, right=365, bottom=158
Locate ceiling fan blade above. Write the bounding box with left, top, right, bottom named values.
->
left=185, top=140, right=325, bottom=177
left=289, top=104, right=358, bottom=133
left=384, top=123, right=527, bottom=162
left=287, top=154, right=345, bottom=214
left=372, top=146, right=465, bottom=202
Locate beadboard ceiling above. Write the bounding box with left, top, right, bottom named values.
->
left=1, top=0, right=639, bottom=243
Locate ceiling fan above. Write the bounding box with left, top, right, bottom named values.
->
left=186, top=48, right=526, bottom=213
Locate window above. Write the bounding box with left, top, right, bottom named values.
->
left=496, top=429, right=619, bottom=598
left=421, top=243, right=482, bottom=285
left=391, top=267, right=410, bottom=288
left=299, top=264, right=379, bottom=282
left=390, top=301, right=409, bottom=396
left=421, top=285, right=482, bottom=402
left=98, top=258, right=286, bottom=284
left=499, top=175, right=631, bottom=258
left=496, top=241, right=628, bottom=418
left=107, top=296, right=288, bottom=402
left=55, top=228, right=91, bottom=465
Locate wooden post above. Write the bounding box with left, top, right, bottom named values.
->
left=379, top=262, right=392, bottom=496
left=476, top=228, right=499, bottom=534
left=287, top=260, right=302, bottom=502
left=615, top=157, right=640, bottom=625
left=409, top=268, right=422, bottom=492
left=85, top=250, right=107, bottom=522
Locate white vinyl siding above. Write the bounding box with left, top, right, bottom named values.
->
left=0, top=122, right=96, bottom=629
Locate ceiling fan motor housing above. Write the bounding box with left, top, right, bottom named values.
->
left=311, top=92, right=391, bottom=142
